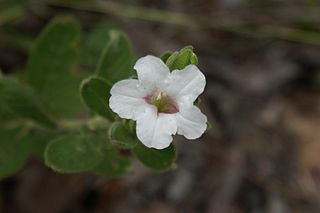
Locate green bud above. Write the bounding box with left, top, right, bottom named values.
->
left=190, top=53, right=198, bottom=65
left=163, top=45, right=198, bottom=71
left=165, top=51, right=179, bottom=70
left=160, top=51, right=173, bottom=63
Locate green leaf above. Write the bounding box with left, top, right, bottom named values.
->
left=93, top=141, right=131, bottom=177
left=166, top=45, right=198, bottom=71
left=96, top=30, right=135, bottom=83
left=81, top=22, right=115, bottom=70
left=108, top=121, right=137, bottom=148
left=28, top=129, right=60, bottom=158
left=0, top=127, right=30, bottom=180
left=0, top=102, right=16, bottom=122
left=44, top=133, right=103, bottom=173
left=26, top=16, right=83, bottom=117
left=133, top=142, right=176, bottom=171
left=0, top=77, right=55, bottom=127
left=80, top=76, right=114, bottom=120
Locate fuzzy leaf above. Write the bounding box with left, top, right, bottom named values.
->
left=28, top=129, right=60, bottom=158
left=93, top=140, right=131, bottom=177
left=45, top=133, right=103, bottom=173
left=80, top=76, right=114, bottom=120
left=0, top=127, right=29, bottom=180
left=81, top=22, right=115, bottom=69
left=133, top=142, right=176, bottom=171
left=108, top=121, right=137, bottom=148
left=96, top=30, right=134, bottom=83
left=26, top=16, right=83, bottom=117
left=0, top=77, right=54, bottom=127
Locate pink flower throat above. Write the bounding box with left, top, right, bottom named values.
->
left=144, top=90, right=179, bottom=114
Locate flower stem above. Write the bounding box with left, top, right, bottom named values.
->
left=57, top=116, right=110, bottom=131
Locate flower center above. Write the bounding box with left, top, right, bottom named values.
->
left=144, top=90, right=179, bottom=114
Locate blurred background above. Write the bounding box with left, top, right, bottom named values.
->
left=1, top=0, right=320, bottom=212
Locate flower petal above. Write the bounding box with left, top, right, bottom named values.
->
left=134, top=55, right=170, bottom=90
left=165, top=65, right=206, bottom=104
left=109, top=79, right=148, bottom=120
left=175, top=104, right=207, bottom=140
left=136, top=106, right=177, bottom=149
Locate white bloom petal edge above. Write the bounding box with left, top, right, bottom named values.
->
left=175, top=104, right=207, bottom=140
left=134, top=55, right=170, bottom=90
left=109, top=79, right=148, bottom=120
left=136, top=105, right=177, bottom=149
left=165, top=64, right=206, bottom=104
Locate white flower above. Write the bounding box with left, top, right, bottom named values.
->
left=109, top=55, right=207, bottom=149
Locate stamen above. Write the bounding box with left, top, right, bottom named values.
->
left=144, top=90, right=179, bottom=114
left=156, top=92, right=162, bottom=100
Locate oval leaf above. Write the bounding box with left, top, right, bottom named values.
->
left=108, top=121, right=137, bottom=148
left=93, top=143, right=131, bottom=177
left=0, top=77, right=54, bottom=127
left=96, top=30, right=135, bottom=83
left=133, top=142, right=176, bottom=171
left=28, top=129, right=60, bottom=158
left=81, top=22, right=115, bottom=69
left=80, top=76, right=114, bottom=120
left=0, top=127, right=30, bottom=180
left=45, top=133, right=103, bottom=173
left=27, top=16, right=83, bottom=117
